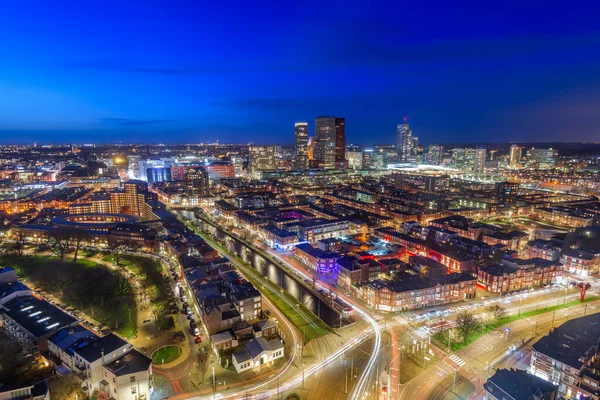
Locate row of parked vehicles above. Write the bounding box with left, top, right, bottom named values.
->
left=171, top=265, right=202, bottom=343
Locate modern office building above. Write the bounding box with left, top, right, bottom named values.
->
left=249, top=146, right=278, bottom=176
left=474, top=147, right=486, bottom=172
left=314, top=116, right=336, bottom=170
left=527, top=148, right=558, bottom=169
left=396, top=123, right=412, bottom=161
left=347, top=151, right=363, bottom=170
left=294, top=122, right=309, bottom=170
left=427, top=145, right=443, bottom=165
left=231, top=156, right=243, bottom=177
left=146, top=166, right=172, bottom=183
left=335, top=117, right=346, bottom=168
left=509, top=145, right=522, bottom=169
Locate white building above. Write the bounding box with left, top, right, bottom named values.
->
left=46, top=326, right=152, bottom=400
left=232, top=337, right=285, bottom=373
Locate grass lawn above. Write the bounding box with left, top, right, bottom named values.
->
left=152, top=345, right=182, bottom=364
left=1, top=254, right=138, bottom=339
left=435, top=296, right=599, bottom=351
left=186, top=219, right=330, bottom=342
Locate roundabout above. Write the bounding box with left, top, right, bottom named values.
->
left=152, top=345, right=183, bottom=365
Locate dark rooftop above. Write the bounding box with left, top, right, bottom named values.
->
left=1, top=296, right=77, bottom=338
left=104, top=349, right=152, bottom=376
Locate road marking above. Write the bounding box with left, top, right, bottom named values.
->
left=448, top=354, right=466, bottom=367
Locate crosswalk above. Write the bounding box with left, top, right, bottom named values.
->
left=447, top=354, right=466, bottom=367
left=413, top=327, right=429, bottom=339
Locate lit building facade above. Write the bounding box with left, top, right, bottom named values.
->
left=396, top=123, right=412, bottom=161
left=314, top=116, right=336, bottom=170
left=294, top=122, right=309, bottom=170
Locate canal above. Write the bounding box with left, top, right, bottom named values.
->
left=180, top=210, right=343, bottom=327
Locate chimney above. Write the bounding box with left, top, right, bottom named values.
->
left=101, top=349, right=105, bottom=366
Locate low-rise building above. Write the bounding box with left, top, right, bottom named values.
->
left=560, top=248, right=600, bottom=277
left=361, top=272, right=477, bottom=312
left=232, top=337, right=284, bottom=374
left=0, top=296, right=78, bottom=353
left=477, top=258, right=563, bottom=294
left=484, top=368, right=558, bottom=400
left=526, top=239, right=562, bottom=261
left=296, top=218, right=349, bottom=244
left=102, top=349, right=153, bottom=400
left=0, top=380, right=50, bottom=400
left=482, top=231, right=529, bottom=251
left=532, top=206, right=593, bottom=228
left=294, top=243, right=340, bottom=274
left=531, top=313, right=600, bottom=399
left=337, top=256, right=383, bottom=289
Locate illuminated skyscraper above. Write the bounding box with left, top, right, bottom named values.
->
left=396, top=123, right=412, bottom=161
left=314, top=116, right=336, bottom=169
left=427, top=145, right=443, bottom=165
left=127, top=155, right=141, bottom=179
left=335, top=117, right=346, bottom=168
left=474, top=147, right=486, bottom=172
left=509, top=145, right=522, bottom=169
left=294, top=122, right=309, bottom=170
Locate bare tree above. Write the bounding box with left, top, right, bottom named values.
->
left=70, top=227, right=90, bottom=262
left=13, top=231, right=27, bottom=257
left=110, top=244, right=130, bottom=266
left=198, top=350, right=209, bottom=383
left=455, top=311, right=479, bottom=343
left=47, top=227, right=73, bottom=262
left=486, top=304, right=506, bottom=323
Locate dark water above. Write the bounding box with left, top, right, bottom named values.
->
left=181, top=211, right=342, bottom=327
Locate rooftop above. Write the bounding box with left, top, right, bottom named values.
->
left=104, top=349, right=152, bottom=376
left=533, top=313, right=600, bottom=370
left=1, top=295, right=77, bottom=338
left=484, top=369, right=556, bottom=400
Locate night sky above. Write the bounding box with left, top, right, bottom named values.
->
left=1, top=1, right=600, bottom=145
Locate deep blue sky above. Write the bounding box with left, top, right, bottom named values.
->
left=1, top=0, right=600, bottom=145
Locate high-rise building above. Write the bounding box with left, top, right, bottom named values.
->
left=249, top=146, right=278, bottom=177
left=335, top=117, right=346, bottom=168
left=495, top=181, right=519, bottom=207
left=231, top=156, right=243, bottom=177
left=452, top=148, right=476, bottom=171
left=374, top=152, right=388, bottom=170
left=396, top=123, right=412, bottom=161
left=184, top=167, right=209, bottom=197
left=294, top=122, right=309, bottom=170
left=427, top=145, right=443, bottom=165
left=509, top=145, right=522, bottom=169
left=474, top=147, right=486, bottom=172
left=347, top=151, right=363, bottom=170
left=527, top=148, right=557, bottom=169
left=314, top=116, right=336, bottom=170
left=127, top=155, right=141, bottom=179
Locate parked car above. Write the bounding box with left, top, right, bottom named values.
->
left=194, top=327, right=200, bottom=336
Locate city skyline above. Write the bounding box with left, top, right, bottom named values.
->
left=2, top=1, right=600, bottom=144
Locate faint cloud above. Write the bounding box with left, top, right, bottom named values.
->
left=100, top=117, right=175, bottom=126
